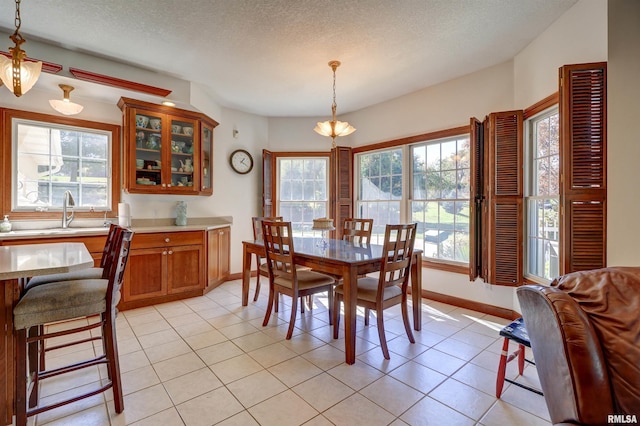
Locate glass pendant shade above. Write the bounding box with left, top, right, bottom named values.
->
left=314, top=60, right=355, bottom=148
left=49, top=84, right=84, bottom=115
left=0, top=51, right=41, bottom=97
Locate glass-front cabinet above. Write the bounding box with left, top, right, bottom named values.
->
left=118, top=97, right=218, bottom=195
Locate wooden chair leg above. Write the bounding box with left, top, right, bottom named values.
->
left=286, top=294, right=298, bottom=339
left=327, top=289, right=333, bottom=326
left=376, top=307, right=390, bottom=359
left=364, top=307, right=370, bottom=326
left=27, top=326, right=39, bottom=409
left=262, top=285, right=275, bottom=326
left=496, top=337, right=510, bottom=398
left=103, top=311, right=124, bottom=413
left=517, top=343, right=525, bottom=375
left=16, top=328, right=28, bottom=426
left=401, top=297, right=415, bottom=343
left=333, top=294, right=340, bottom=339
left=253, top=255, right=261, bottom=302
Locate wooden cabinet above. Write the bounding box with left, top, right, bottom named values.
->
left=121, top=231, right=205, bottom=309
left=118, top=97, right=219, bottom=195
left=206, top=227, right=230, bottom=290
left=0, top=235, right=107, bottom=266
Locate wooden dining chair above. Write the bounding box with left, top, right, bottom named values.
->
left=341, top=218, right=373, bottom=243
left=251, top=216, right=283, bottom=302
left=261, top=220, right=335, bottom=339
left=333, top=223, right=417, bottom=359
left=13, top=228, right=134, bottom=425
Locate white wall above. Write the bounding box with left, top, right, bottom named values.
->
left=606, top=0, right=640, bottom=266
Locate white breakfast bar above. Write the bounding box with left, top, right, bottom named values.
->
left=0, top=242, right=94, bottom=425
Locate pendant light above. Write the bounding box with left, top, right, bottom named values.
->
left=0, top=0, right=42, bottom=97
left=314, top=60, right=355, bottom=148
left=49, top=84, right=84, bottom=115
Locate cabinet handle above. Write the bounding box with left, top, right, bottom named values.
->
left=165, top=238, right=170, bottom=243
left=162, top=183, right=166, bottom=188
left=219, top=231, right=224, bottom=235
left=162, top=251, right=167, bottom=255
left=168, top=250, right=173, bottom=255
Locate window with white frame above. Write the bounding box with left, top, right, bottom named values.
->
left=355, top=149, right=403, bottom=244
left=525, top=108, right=560, bottom=281
left=410, top=136, right=470, bottom=262
left=277, top=157, right=329, bottom=235
left=13, top=119, right=112, bottom=211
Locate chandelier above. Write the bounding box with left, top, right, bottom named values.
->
left=314, top=60, right=355, bottom=148
left=0, top=0, right=42, bottom=97
left=49, top=84, right=84, bottom=115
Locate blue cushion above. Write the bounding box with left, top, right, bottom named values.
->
left=499, top=317, right=531, bottom=347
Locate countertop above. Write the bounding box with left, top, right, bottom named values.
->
left=0, top=216, right=233, bottom=240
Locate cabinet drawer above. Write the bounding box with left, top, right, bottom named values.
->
left=131, top=231, right=203, bottom=249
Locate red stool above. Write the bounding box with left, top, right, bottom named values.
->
left=496, top=317, right=543, bottom=398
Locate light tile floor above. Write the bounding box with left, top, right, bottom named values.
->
left=31, top=279, right=551, bottom=426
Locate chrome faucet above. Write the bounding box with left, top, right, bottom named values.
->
left=62, top=190, right=75, bottom=229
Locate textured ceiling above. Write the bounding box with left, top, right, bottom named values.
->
left=0, top=0, right=577, bottom=117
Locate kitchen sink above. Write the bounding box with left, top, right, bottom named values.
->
left=1, top=227, right=109, bottom=237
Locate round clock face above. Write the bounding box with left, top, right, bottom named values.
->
left=230, top=149, right=253, bottom=174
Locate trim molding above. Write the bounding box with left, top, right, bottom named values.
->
left=421, top=290, right=520, bottom=320
left=353, top=125, right=469, bottom=154
left=0, top=51, right=62, bottom=74
left=69, top=67, right=172, bottom=97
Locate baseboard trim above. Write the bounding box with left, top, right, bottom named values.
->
left=422, top=290, right=520, bottom=320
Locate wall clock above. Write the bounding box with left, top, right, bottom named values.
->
left=229, top=149, right=254, bottom=174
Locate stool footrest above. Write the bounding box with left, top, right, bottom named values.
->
left=505, top=378, right=543, bottom=396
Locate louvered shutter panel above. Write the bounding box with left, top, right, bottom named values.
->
left=262, top=149, right=274, bottom=216
left=559, top=62, right=607, bottom=273
left=469, top=117, right=486, bottom=281
left=486, top=111, right=523, bottom=286
left=330, top=146, right=353, bottom=236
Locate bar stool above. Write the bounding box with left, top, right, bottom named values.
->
left=496, top=317, right=543, bottom=398
left=12, top=229, right=133, bottom=425
left=24, top=223, right=123, bottom=292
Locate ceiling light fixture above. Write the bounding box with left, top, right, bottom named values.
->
left=314, top=60, right=355, bottom=148
left=49, top=84, right=84, bottom=115
left=0, top=0, right=41, bottom=97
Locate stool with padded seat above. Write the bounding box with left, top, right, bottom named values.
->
left=24, top=223, right=123, bottom=292
left=12, top=228, right=133, bottom=425
left=496, top=317, right=542, bottom=398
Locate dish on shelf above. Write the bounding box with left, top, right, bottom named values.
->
left=136, top=115, right=149, bottom=128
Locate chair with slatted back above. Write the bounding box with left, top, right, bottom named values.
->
left=333, top=223, right=417, bottom=359
left=24, top=223, right=123, bottom=292
left=13, top=228, right=134, bottom=425
left=261, top=220, right=335, bottom=339
left=252, top=216, right=283, bottom=302
left=341, top=218, right=373, bottom=244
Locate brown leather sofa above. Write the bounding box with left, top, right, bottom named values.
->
left=517, top=267, right=640, bottom=425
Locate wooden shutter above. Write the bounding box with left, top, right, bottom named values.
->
left=559, top=62, right=607, bottom=273
left=486, top=111, right=523, bottom=286
left=262, top=149, right=275, bottom=216
left=469, top=117, right=487, bottom=281
left=330, top=146, right=353, bottom=237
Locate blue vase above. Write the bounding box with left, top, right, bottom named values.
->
left=176, top=201, right=187, bottom=226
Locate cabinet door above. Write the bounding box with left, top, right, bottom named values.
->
left=168, top=116, right=199, bottom=193
left=167, top=244, right=203, bottom=294
left=123, top=247, right=167, bottom=302
left=207, top=227, right=230, bottom=288
left=131, top=108, right=166, bottom=190
left=200, top=120, right=215, bottom=194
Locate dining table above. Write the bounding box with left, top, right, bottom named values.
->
left=242, top=237, right=423, bottom=365
left=0, top=242, right=94, bottom=425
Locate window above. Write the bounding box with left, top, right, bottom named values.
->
left=2, top=109, right=121, bottom=219
left=277, top=156, right=329, bottom=235
left=355, top=148, right=402, bottom=244
left=411, top=136, right=470, bottom=262
left=525, top=108, right=560, bottom=281
left=13, top=119, right=111, bottom=210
